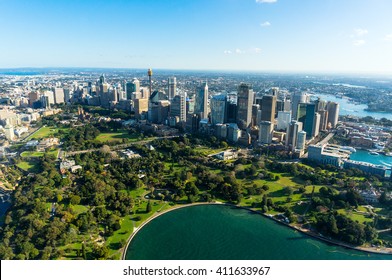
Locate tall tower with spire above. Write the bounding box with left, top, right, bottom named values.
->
left=194, top=81, right=209, bottom=119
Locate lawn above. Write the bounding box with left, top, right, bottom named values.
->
left=16, top=160, right=41, bottom=173
left=95, top=131, right=141, bottom=143
left=337, top=209, right=373, bottom=224
left=25, top=126, right=60, bottom=141
left=20, top=149, right=58, bottom=158
left=193, top=146, right=226, bottom=156
left=106, top=200, right=171, bottom=259
left=72, top=205, right=88, bottom=215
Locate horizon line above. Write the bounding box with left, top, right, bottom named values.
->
left=0, top=66, right=392, bottom=76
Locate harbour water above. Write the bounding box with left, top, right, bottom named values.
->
left=125, top=204, right=392, bottom=260
left=316, top=94, right=392, bottom=120
left=350, top=150, right=392, bottom=167
left=0, top=189, right=11, bottom=221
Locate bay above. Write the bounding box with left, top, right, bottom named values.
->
left=125, top=204, right=392, bottom=260
left=315, top=94, right=392, bottom=120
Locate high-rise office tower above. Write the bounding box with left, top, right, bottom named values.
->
left=327, top=102, right=339, bottom=128
left=296, top=130, right=307, bottom=151
left=64, top=88, right=71, bottom=103
left=194, top=82, right=209, bottom=119
left=286, top=120, right=303, bottom=151
left=43, top=91, right=55, bottom=105
left=53, top=88, right=65, bottom=104
left=99, top=74, right=105, bottom=84
left=148, top=100, right=170, bottom=124
left=270, top=87, right=279, bottom=96
left=318, top=109, right=328, bottom=131
left=236, top=83, right=254, bottom=130
left=226, top=101, right=237, bottom=123
left=150, top=90, right=168, bottom=102
left=315, top=98, right=327, bottom=112
left=297, top=102, right=307, bottom=124
left=126, top=78, right=140, bottom=100
left=259, top=121, right=274, bottom=144
left=170, top=93, right=187, bottom=122
left=277, top=111, right=292, bottom=131
left=312, top=112, right=321, bottom=138
left=291, top=92, right=309, bottom=119
left=40, top=95, right=50, bottom=109
left=168, top=77, right=177, bottom=100
left=28, top=91, right=40, bottom=107
left=210, top=94, right=227, bottom=125
left=304, top=103, right=316, bottom=139
left=4, top=124, right=15, bottom=141
left=110, top=88, right=118, bottom=102
left=252, top=104, right=260, bottom=127
left=133, top=98, right=149, bottom=118
left=260, top=95, right=277, bottom=123
left=148, top=68, right=153, bottom=96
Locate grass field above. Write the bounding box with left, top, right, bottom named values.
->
left=16, top=160, right=41, bottom=173
left=26, top=126, right=60, bottom=141
left=337, top=209, right=373, bottom=224
left=20, top=149, right=58, bottom=158
left=95, top=131, right=141, bottom=143
left=106, top=200, right=171, bottom=259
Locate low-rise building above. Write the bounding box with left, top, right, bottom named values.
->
left=344, top=160, right=388, bottom=177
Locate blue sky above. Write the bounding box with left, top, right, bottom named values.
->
left=1, top=0, right=392, bottom=73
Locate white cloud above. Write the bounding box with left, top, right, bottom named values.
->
left=353, top=39, right=366, bottom=46
left=384, top=34, right=392, bottom=42
left=223, top=50, right=232, bottom=55
left=256, top=0, right=277, bottom=3
left=354, top=28, right=368, bottom=37
left=235, top=48, right=244, bottom=54
left=260, top=21, right=271, bottom=27
left=253, top=48, right=262, bottom=54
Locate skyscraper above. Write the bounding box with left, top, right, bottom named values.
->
left=194, top=82, right=209, bottom=119
left=170, top=93, right=187, bottom=122
left=236, top=83, right=254, bottom=130
left=297, top=102, right=307, bottom=124
left=286, top=120, right=303, bottom=151
left=304, top=103, right=316, bottom=139
left=226, top=100, right=237, bottom=123
left=210, top=94, right=227, bottom=125
left=259, top=121, right=273, bottom=144
left=296, top=130, right=307, bottom=151
left=291, top=92, right=309, bottom=119
left=28, top=91, right=40, bottom=107
left=260, top=95, right=277, bottom=123
left=312, top=112, right=321, bottom=138
left=126, top=78, right=140, bottom=100
left=327, top=102, right=339, bottom=128
left=277, top=111, right=292, bottom=131
left=53, top=88, right=65, bottom=104
left=318, top=109, right=329, bottom=131
left=4, top=124, right=15, bottom=141
left=168, top=77, right=177, bottom=100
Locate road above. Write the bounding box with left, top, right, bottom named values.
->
left=301, top=132, right=335, bottom=158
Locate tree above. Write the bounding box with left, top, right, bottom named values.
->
left=146, top=200, right=152, bottom=213
left=92, top=245, right=109, bottom=260
left=69, top=195, right=81, bottom=205
left=82, top=242, right=87, bottom=260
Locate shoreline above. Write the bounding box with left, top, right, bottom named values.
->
left=121, top=202, right=392, bottom=260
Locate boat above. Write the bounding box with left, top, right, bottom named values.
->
left=369, top=152, right=379, bottom=155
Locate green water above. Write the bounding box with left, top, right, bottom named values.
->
left=125, top=204, right=392, bottom=260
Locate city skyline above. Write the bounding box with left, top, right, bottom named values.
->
left=1, top=0, right=392, bottom=74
